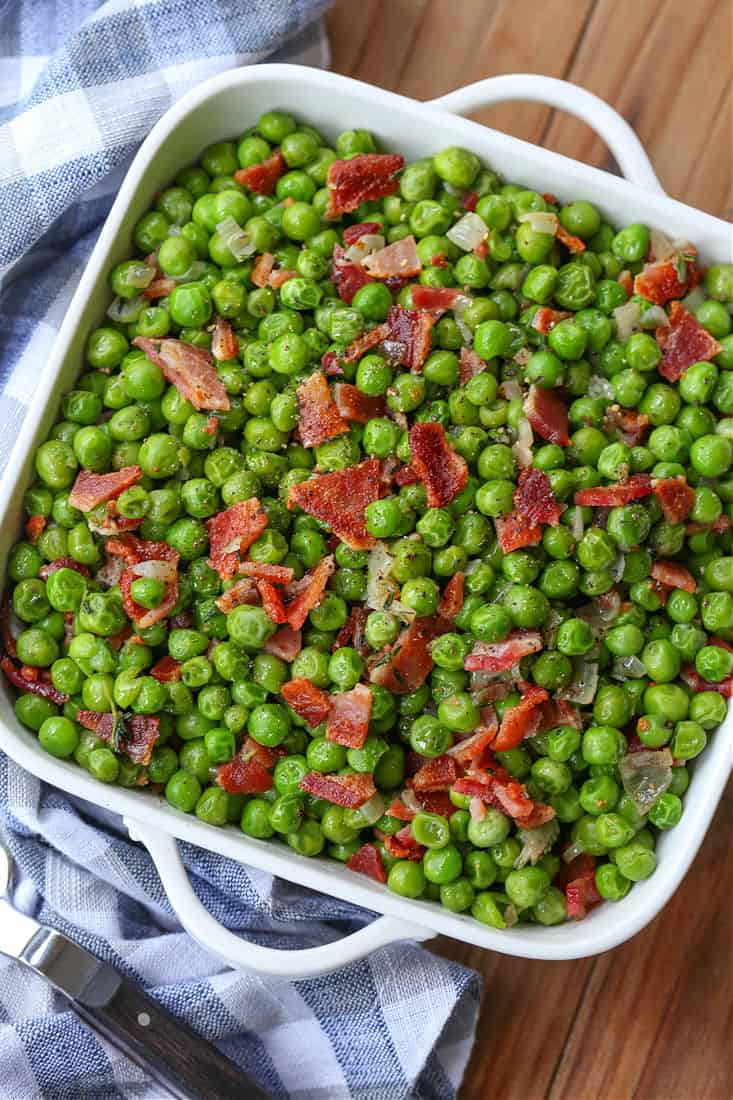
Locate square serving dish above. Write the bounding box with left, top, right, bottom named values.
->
left=1, top=64, right=731, bottom=977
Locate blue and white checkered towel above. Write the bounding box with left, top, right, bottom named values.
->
left=0, top=4, right=481, bottom=1098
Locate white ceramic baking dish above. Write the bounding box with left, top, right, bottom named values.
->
left=1, top=66, right=731, bottom=978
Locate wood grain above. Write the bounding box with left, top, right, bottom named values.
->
left=327, top=2, right=733, bottom=1096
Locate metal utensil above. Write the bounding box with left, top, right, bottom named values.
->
left=0, top=837, right=269, bottom=1099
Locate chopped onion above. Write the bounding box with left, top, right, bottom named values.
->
left=469, top=671, right=511, bottom=700
left=608, top=554, right=626, bottom=584
left=502, top=903, right=519, bottom=929
left=125, top=262, right=157, bottom=289
left=513, top=347, right=532, bottom=367
left=500, top=379, right=522, bottom=401
left=570, top=507, right=585, bottom=542
left=95, top=556, right=125, bottom=589
left=514, top=819, right=560, bottom=869
left=613, top=299, right=642, bottom=342
left=401, top=789, right=422, bottom=814
left=512, top=416, right=534, bottom=468
left=131, top=559, right=177, bottom=582
left=107, top=294, right=145, bottom=323
left=344, top=233, right=385, bottom=264
left=562, top=838, right=585, bottom=864
left=619, top=749, right=673, bottom=815
left=172, top=260, right=205, bottom=284
left=216, top=217, right=255, bottom=260
left=558, top=659, right=599, bottom=705
left=612, top=655, right=647, bottom=680
left=168, top=224, right=181, bottom=237
left=381, top=339, right=408, bottom=367
left=388, top=408, right=408, bottom=433
left=588, top=374, right=615, bottom=399
left=365, top=541, right=413, bottom=620
left=446, top=212, right=488, bottom=252
left=542, top=610, right=563, bottom=650
left=649, top=227, right=675, bottom=261
left=451, top=293, right=475, bottom=346
left=682, top=284, right=706, bottom=312
left=598, top=588, right=622, bottom=622
left=640, top=304, right=669, bottom=329
left=518, top=210, right=559, bottom=235
left=353, top=793, right=386, bottom=827
left=469, top=797, right=487, bottom=822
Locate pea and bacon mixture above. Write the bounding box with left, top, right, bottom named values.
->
left=3, top=109, right=732, bottom=929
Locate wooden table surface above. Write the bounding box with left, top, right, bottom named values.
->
left=327, top=2, right=733, bottom=1097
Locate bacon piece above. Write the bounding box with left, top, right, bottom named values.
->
left=342, top=221, right=382, bottom=245
left=538, top=698, right=582, bottom=733
left=516, top=467, right=562, bottom=527
left=288, top=458, right=386, bottom=550
left=331, top=242, right=375, bottom=305
left=0, top=598, right=17, bottom=659
left=447, top=725, right=498, bottom=769
left=556, top=224, right=585, bottom=253
left=650, top=560, right=696, bottom=593
left=492, top=686, right=549, bottom=752
left=542, top=193, right=559, bottom=206
left=38, top=558, right=90, bottom=581
left=269, top=269, right=297, bottom=289
left=215, top=577, right=258, bottom=613
left=411, top=754, right=457, bottom=792
left=385, top=798, right=417, bottom=821
left=299, top=770, right=377, bottom=808
left=25, top=515, right=46, bottom=543
left=458, top=346, right=487, bottom=385
left=329, top=323, right=392, bottom=371
left=211, top=316, right=239, bottom=361
left=257, top=579, right=287, bottom=624
left=394, top=464, right=420, bottom=487
left=326, top=683, right=372, bottom=748
left=281, top=677, right=332, bottom=727
left=464, top=629, right=543, bottom=673
left=634, top=254, right=700, bottom=305
left=618, top=269, right=633, bottom=295
left=68, top=466, right=142, bottom=512
left=409, top=422, right=468, bottom=508
left=333, top=605, right=369, bottom=655
left=295, top=371, right=349, bottom=448
left=326, top=154, right=404, bottom=218
left=438, top=572, right=464, bottom=620
left=77, top=710, right=159, bottom=765
left=410, top=285, right=463, bottom=315
left=239, top=561, right=294, bottom=585
left=370, top=614, right=447, bottom=695
left=264, top=624, right=302, bottom=662
left=604, top=406, right=650, bottom=447
left=285, top=555, right=335, bottom=630
left=347, top=842, right=387, bottom=883
left=363, top=235, right=421, bottom=279
left=680, top=665, right=733, bottom=697
left=453, top=772, right=553, bottom=825
left=1, top=657, right=67, bottom=704
left=525, top=385, right=571, bottom=446
left=574, top=474, right=653, bottom=507
left=460, top=190, right=478, bottom=211
left=234, top=148, right=285, bottom=194
left=252, top=252, right=275, bottom=287
left=531, top=307, right=573, bottom=334
left=495, top=514, right=542, bottom=553
left=565, top=875, right=601, bottom=920
left=386, top=824, right=426, bottom=861
left=150, top=656, right=182, bottom=682
left=555, top=852, right=597, bottom=891
left=216, top=755, right=273, bottom=794
left=333, top=382, right=386, bottom=424
left=387, top=306, right=433, bottom=372
left=132, top=337, right=230, bottom=411
left=109, top=536, right=180, bottom=630
left=90, top=508, right=143, bottom=536
left=206, top=499, right=268, bottom=580
left=652, top=477, right=695, bottom=523
left=657, top=302, right=722, bottom=383
left=686, top=515, right=731, bottom=536
left=142, top=277, right=176, bottom=300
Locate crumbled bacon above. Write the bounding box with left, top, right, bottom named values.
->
left=409, top=422, right=468, bottom=507
left=575, top=474, right=653, bottom=507
left=25, top=515, right=46, bottom=543
left=257, top=579, right=288, bottom=624
left=652, top=477, right=695, bottom=523
left=650, top=560, right=696, bottom=593
left=142, top=277, right=176, bottom=300
left=343, top=221, right=382, bottom=245
left=150, top=656, right=182, bottom=682
left=299, top=770, right=377, bottom=808
left=210, top=316, right=239, bottom=361
left=492, top=686, right=549, bottom=752
left=618, top=269, right=633, bottom=295
left=281, top=677, right=332, bottom=727
left=525, top=385, right=571, bottom=446
left=686, top=515, right=731, bottom=536
left=556, top=224, right=585, bottom=253
left=447, top=724, right=498, bottom=769
left=634, top=253, right=700, bottom=305
left=458, top=345, right=487, bottom=385
left=604, top=405, right=650, bottom=446
left=234, top=148, right=286, bottom=194
left=263, top=624, right=302, bottom=662
left=326, top=154, right=404, bottom=218
left=331, top=243, right=375, bottom=305
left=333, top=605, right=369, bottom=655
left=1, top=657, right=67, bottom=704
left=531, top=307, right=573, bottom=334
left=438, top=572, right=464, bottom=620
left=269, top=269, right=297, bottom=289
left=206, top=499, right=268, bottom=579
left=68, top=466, right=142, bottom=512
left=394, top=464, right=420, bottom=486
left=516, top=467, right=562, bottom=527
left=411, top=754, right=457, bottom=792
left=453, top=772, right=553, bottom=826
left=252, top=252, right=276, bottom=287
left=657, top=302, right=722, bottom=383
left=460, top=190, right=479, bottom=211
left=108, top=536, right=179, bottom=630
left=565, top=874, right=601, bottom=920
left=495, top=513, right=542, bottom=553
left=387, top=306, right=434, bottom=372
left=296, top=371, right=349, bottom=448
left=215, top=577, right=258, bottom=613
left=370, top=614, right=447, bottom=695
left=326, top=683, right=372, bottom=748
left=285, top=555, right=335, bottom=630
left=464, top=630, right=544, bottom=672
left=77, top=710, right=159, bottom=765
left=132, top=337, right=230, bottom=411
left=363, top=235, right=421, bottom=279
left=346, top=842, right=386, bottom=883
left=288, top=458, right=386, bottom=550
left=38, top=558, right=90, bottom=581
left=216, top=755, right=273, bottom=794
left=333, top=382, right=387, bottom=423
left=239, top=561, right=294, bottom=585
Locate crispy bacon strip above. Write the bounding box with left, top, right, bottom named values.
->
left=142, top=277, right=176, bottom=300
left=296, top=371, right=350, bottom=448
left=239, top=561, right=294, bottom=585
left=326, top=683, right=372, bottom=749
left=285, top=555, right=335, bottom=630
left=363, top=235, right=421, bottom=279
left=68, top=466, right=142, bottom=512
left=656, top=302, right=722, bottom=383
left=387, top=306, right=434, bottom=373
left=556, top=224, right=585, bottom=253
left=464, top=630, right=543, bottom=673
left=574, top=474, right=653, bottom=508
left=492, top=686, right=549, bottom=752
left=38, top=558, right=90, bottom=581
left=252, top=252, right=275, bottom=287
left=257, top=579, right=288, bottom=624
left=150, top=656, right=182, bottom=682
left=634, top=254, right=700, bottom=305
left=299, top=770, right=377, bottom=808
left=531, top=307, right=573, bottom=334
left=210, top=316, right=239, bottom=361
left=652, top=477, right=695, bottom=523
left=333, top=382, right=387, bottom=424
left=409, top=422, right=468, bottom=508
left=333, top=605, right=369, bottom=655
left=132, top=337, right=230, bottom=411
left=281, top=677, right=332, bottom=727
left=263, top=624, right=302, bottom=662
left=411, top=754, right=457, bottom=793
left=77, top=710, right=159, bottom=765
left=1, top=657, right=67, bottom=704
left=459, top=345, right=487, bottom=385
left=370, top=615, right=447, bottom=695
left=650, top=560, right=696, bottom=593
left=331, top=242, right=375, bottom=305
left=215, top=577, right=258, bottom=613
left=25, top=515, right=46, bottom=544
left=234, top=149, right=286, bottom=194
left=346, top=842, right=386, bottom=883
left=217, top=754, right=273, bottom=794
left=206, top=499, right=268, bottom=580
left=326, top=154, right=404, bottom=218
left=439, top=572, right=464, bottom=620
left=525, top=385, right=571, bottom=446
left=288, top=458, right=386, bottom=550
left=604, top=406, right=650, bottom=447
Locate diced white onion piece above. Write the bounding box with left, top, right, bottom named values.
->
left=344, top=234, right=385, bottom=264
left=619, top=750, right=674, bottom=815
left=612, top=655, right=647, bottom=680
left=588, top=374, right=615, bottom=399
left=502, top=904, right=519, bottom=929
left=512, top=416, right=534, bottom=468
left=454, top=316, right=474, bottom=347
left=613, top=299, right=642, bottom=343
left=562, top=838, right=585, bottom=864
left=172, top=261, right=205, bottom=284
left=446, top=212, right=489, bottom=252
left=500, top=379, right=522, bottom=400
left=609, top=554, right=626, bottom=584
left=400, top=789, right=422, bottom=814
left=514, top=820, right=560, bottom=869
left=451, top=292, right=475, bottom=346
left=557, top=659, right=599, bottom=705
left=639, top=304, right=670, bottom=329
left=131, top=559, right=177, bottom=582
left=366, top=542, right=398, bottom=612
left=354, top=793, right=386, bottom=826
left=216, top=217, right=255, bottom=260
left=168, top=225, right=182, bottom=236
left=682, top=284, right=706, bottom=312
left=518, top=210, right=559, bottom=235
left=95, top=556, right=125, bottom=588
left=107, top=295, right=145, bottom=323
left=469, top=797, right=487, bottom=822
left=126, top=262, right=157, bottom=289
left=598, top=589, right=622, bottom=621
left=542, top=610, right=563, bottom=650
left=649, top=227, right=675, bottom=261
left=570, top=507, right=585, bottom=542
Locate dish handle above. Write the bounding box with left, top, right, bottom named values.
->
left=125, top=818, right=433, bottom=978
left=427, top=74, right=665, bottom=194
